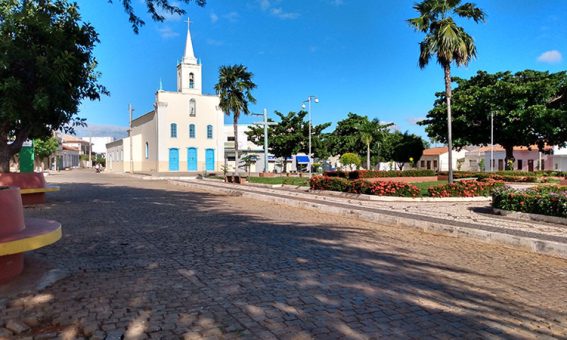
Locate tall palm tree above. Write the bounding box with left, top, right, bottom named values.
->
left=408, top=0, right=485, bottom=183
left=215, top=65, right=257, bottom=174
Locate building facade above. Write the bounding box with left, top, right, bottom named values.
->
left=108, top=19, right=225, bottom=173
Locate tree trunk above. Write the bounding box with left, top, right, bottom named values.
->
left=366, top=143, right=371, bottom=170
left=0, top=143, right=11, bottom=173
left=283, top=157, right=288, bottom=173
left=443, top=64, right=454, bottom=183
left=504, top=145, right=515, bottom=170
left=233, top=115, right=239, bottom=175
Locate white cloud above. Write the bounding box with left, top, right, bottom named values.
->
left=210, top=13, right=219, bottom=24
left=156, top=1, right=183, bottom=22
left=206, top=39, right=224, bottom=46
left=157, top=26, right=179, bottom=39
left=270, top=7, right=299, bottom=20
left=223, top=11, right=240, bottom=22
left=76, top=124, right=128, bottom=139
left=257, top=0, right=298, bottom=20
left=407, top=117, right=425, bottom=125
left=537, top=50, right=563, bottom=64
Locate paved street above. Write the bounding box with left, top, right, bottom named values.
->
left=1, top=170, right=567, bottom=339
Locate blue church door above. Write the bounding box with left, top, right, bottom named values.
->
left=205, top=149, right=215, bottom=171
left=187, top=148, right=197, bottom=171
left=168, top=148, right=179, bottom=171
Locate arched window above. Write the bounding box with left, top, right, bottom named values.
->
left=145, top=142, right=149, bottom=159
left=189, top=99, right=196, bottom=117
left=207, top=125, right=213, bottom=139
left=189, top=124, right=196, bottom=138
left=189, top=73, right=195, bottom=89
left=170, top=123, right=177, bottom=138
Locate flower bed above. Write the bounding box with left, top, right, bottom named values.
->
left=438, top=171, right=560, bottom=183
left=428, top=179, right=504, bottom=197
left=310, top=176, right=420, bottom=197
left=323, top=170, right=435, bottom=180
left=492, top=185, right=567, bottom=218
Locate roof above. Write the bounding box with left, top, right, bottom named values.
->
left=478, top=144, right=553, bottom=152
left=62, top=145, right=79, bottom=151
left=61, top=135, right=90, bottom=144
left=131, top=111, right=155, bottom=127
left=422, top=147, right=449, bottom=156
left=106, top=139, right=124, bottom=149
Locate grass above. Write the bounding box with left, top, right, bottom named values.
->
left=247, top=176, right=310, bottom=186
left=411, top=180, right=448, bottom=196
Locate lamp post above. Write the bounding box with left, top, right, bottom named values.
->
left=252, top=109, right=276, bottom=173
left=301, top=96, right=318, bottom=177
left=490, top=111, right=494, bottom=172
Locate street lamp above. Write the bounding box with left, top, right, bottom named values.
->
left=301, top=96, right=319, bottom=177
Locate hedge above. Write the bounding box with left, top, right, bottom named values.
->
left=323, top=170, right=436, bottom=180
left=492, top=186, right=567, bottom=218
left=428, top=179, right=504, bottom=197
left=438, top=171, right=556, bottom=183
left=310, top=176, right=420, bottom=197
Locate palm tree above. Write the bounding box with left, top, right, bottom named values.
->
left=408, top=0, right=485, bottom=183
left=215, top=65, right=257, bottom=174
left=357, top=119, right=392, bottom=170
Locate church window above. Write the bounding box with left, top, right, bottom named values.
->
left=189, top=73, right=195, bottom=89
left=207, top=125, right=213, bottom=139
left=145, top=142, right=149, bottom=159
left=170, top=123, right=177, bottom=138
left=189, top=99, right=196, bottom=117
left=189, top=124, right=196, bottom=138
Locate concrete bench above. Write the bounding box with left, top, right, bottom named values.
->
left=226, top=175, right=248, bottom=184
left=0, top=173, right=59, bottom=205
left=0, top=187, right=62, bottom=283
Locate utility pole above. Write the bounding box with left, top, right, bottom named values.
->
left=129, top=104, right=134, bottom=173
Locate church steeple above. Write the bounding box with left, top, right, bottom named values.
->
left=183, top=18, right=197, bottom=64
left=177, top=17, right=202, bottom=94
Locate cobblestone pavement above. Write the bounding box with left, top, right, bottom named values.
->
left=1, top=170, right=567, bottom=339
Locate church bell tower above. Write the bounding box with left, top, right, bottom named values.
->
left=177, top=18, right=202, bottom=95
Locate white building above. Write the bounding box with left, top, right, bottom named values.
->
left=108, top=19, right=224, bottom=173
left=417, top=147, right=467, bottom=171
left=81, top=137, right=114, bottom=155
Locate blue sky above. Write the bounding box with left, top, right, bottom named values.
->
left=75, top=0, right=566, bottom=141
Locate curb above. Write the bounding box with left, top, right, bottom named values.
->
left=309, top=190, right=492, bottom=202
left=170, top=180, right=567, bottom=260
left=493, top=208, right=567, bottom=226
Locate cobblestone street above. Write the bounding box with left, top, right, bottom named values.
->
left=1, top=170, right=567, bottom=339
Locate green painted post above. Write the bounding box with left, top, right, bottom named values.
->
left=19, top=140, right=34, bottom=173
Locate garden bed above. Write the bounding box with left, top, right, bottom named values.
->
left=492, top=185, right=567, bottom=218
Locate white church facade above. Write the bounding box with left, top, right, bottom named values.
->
left=107, top=20, right=224, bottom=173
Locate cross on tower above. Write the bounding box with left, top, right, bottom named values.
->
left=184, top=17, right=192, bottom=29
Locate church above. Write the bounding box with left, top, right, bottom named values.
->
left=107, top=19, right=225, bottom=173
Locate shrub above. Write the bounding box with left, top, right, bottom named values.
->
left=340, top=153, right=362, bottom=170
left=310, top=176, right=350, bottom=192
left=428, top=179, right=504, bottom=197
left=438, top=171, right=551, bottom=183
left=492, top=186, right=567, bottom=218
left=323, top=170, right=435, bottom=179
left=310, top=176, right=420, bottom=197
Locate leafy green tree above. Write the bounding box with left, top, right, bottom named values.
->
left=215, top=65, right=257, bottom=174
left=390, top=132, right=426, bottom=170
left=0, top=0, right=107, bottom=173
left=33, top=137, right=59, bottom=161
left=239, top=154, right=257, bottom=177
left=329, top=113, right=391, bottom=164
left=419, top=70, right=567, bottom=164
left=111, top=0, right=207, bottom=33
left=339, top=153, right=361, bottom=171
left=246, top=111, right=331, bottom=173
left=408, top=0, right=486, bottom=182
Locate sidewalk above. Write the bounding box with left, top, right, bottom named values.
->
left=171, top=179, right=567, bottom=260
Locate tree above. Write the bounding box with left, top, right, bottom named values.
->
left=0, top=0, right=107, bottom=173
left=357, top=119, right=393, bottom=169
left=246, top=111, right=331, bottom=173
left=390, top=132, right=425, bottom=170
left=419, top=70, right=567, bottom=165
left=339, top=153, right=361, bottom=171
left=408, top=0, right=486, bottom=182
left=215, top=65, right=257, bottom=174
left=329, top=113, right=391, bottom=164
left=111, top=0, right=207, bottom=33
left=239, top=154, right=257, bottom=177
left=33, top=137, right=59, bottom=161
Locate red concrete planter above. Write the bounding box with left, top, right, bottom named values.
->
left=259, top=172, right=275, bottom=178
left=0, top=186, right=62, bottom=284
left=0, top=172, right=47, bottom=205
